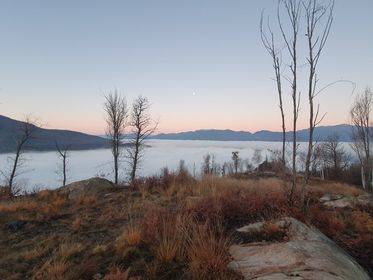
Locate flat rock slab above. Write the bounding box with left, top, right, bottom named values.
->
left=229, top=217, right=370, bottom=280
left=320, top=193, right=373, bottom=209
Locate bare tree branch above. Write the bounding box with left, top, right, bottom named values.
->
left=127, top=96, right=158, bottom=183
left=103, top=90, right=128, bottom=184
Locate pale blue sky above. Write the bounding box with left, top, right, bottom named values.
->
left=0, top=0, right=372, bottom=134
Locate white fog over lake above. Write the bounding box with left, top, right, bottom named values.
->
left=0, top=140, right=353, bottom=192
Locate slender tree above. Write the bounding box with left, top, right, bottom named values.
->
left=127, top=96, right=157, bottom=183
left=232, top=151, right=240, bottom=174
left=350, top=88, right=372, bottom=191
left=303, top=0, right=334, bottom=189
left=277, top=0, right=302, bottom=204
left=260, top=12, right=286, bottom=166
left=56, top=142, right=70, bottom=186
left=202, top=153, right=212, bottom=175
left=7, top=117, right=38, bottom=196
left=103, top=90, right=128, bottom=184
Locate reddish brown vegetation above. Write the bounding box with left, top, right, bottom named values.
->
left=0, top=172, right=372, bottom=278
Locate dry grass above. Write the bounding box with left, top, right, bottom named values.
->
left=0, top=186, right=11, bottom=200
left=186, top=223, right=232, bottom=279
left=92, top=244, right=108, bottom=255
left=104, top=266, right=130, bottom=280
left=75, top=194, right=98, bottom=206
left=0, top=199, right=38, bottom=212
left=0, top=173, right=372, bottom=279
left=0, top=192, right=67, bottom=223
left=21, top=246, right=49, bottom=261
left=33, top=259, right=68, bottom=280
left=115, top=223, right=142, bottom=256
left=37, top=189, right=53, bottom=199
left=350, top=210, right=373, bottom=232
left=309, top=181, right=363, bottom=197
left=153, top=223, right=182, bottom=263
left=71, top=217, right=83, bottom=232
left=58, top=242, right=84, bottom=261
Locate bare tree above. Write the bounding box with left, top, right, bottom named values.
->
left=7, top=117, right=38, bottom=196
left=103, top=90, right=128, bottom=184
left=231, top=151, right=240, bottom=174
left=127, top=96, right=157, bottom=183
left=260, top=12, right=286, bottom=166
left=202, top=153, right=212, bottom=175
left=309, top=143, right=324, bottom=176
left=303, top=0, right=334, bottom=188
left=350, top=88, right=372, bottom=191
left=56, top=142, right=70, bottom=186
left=321, top=134, right=350, bottom=174
left=263, top=0, right=337, bottom=205
left=252, top=149, right=263, bottom=168
left=201, top=153, right=220, bottom=175
left=277, top=0, right=302, bottom=203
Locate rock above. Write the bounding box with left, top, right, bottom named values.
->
left=320, top=193, right=344, bottom=202
left=323, top=197, right=353, bottom=208
left=7, top=220, right=26, bottom=232
left=229, top=217, right=370, bottom=280
left=58, top=177, right=115, bottom=200
left=321, top=193, right=373, bottom=209
left=237, top=220, right=289, bottom=234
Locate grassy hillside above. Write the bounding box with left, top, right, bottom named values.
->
left=0, top=173, right=372, bottom=279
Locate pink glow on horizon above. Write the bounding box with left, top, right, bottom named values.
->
left=43, top=118, right=348, bottom=136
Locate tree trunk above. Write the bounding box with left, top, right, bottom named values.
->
left=62, top=155, right=66, bottom=186
left=114, top=152, right=118, bottom=184
left=130, top=138, right=140, bottom=183
left=361, top=165, right=366, bottom=190
left=8, top=148, right=21, bottom=193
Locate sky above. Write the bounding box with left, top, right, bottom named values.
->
left=0, top=0, right=372, bottom=134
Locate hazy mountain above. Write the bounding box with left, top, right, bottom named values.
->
left=152, top=129, right=253, bottom=141
left=0, top=115, right=109, bottom=153
left=151, top=124, right=355, bottom=142
left=0, top=115, right=356, bottom=154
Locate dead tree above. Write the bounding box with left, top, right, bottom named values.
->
left=56, top=142, right=70, bottom=186
left=202, top=154, right=212, bottom=175
left=7, top=117, right=38, bottom=195
left=277, top=0, right=302, bottom=203
left=303, top=0, right=334, bottom=188
left=232, top=151, right=240, bottom=174
left=260, top=12, right=286, bottom=166
left=127, top=96, right=157, bottom=183
left=103, top=91, right=128, bottom=184
left=252, top=149, right=263, bottom=170
left=350, top=88, right=372, bottom=191
left=320, top=134, right=350, bottom=178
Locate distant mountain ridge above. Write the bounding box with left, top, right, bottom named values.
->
left=0, top=115, right=357, bottom=153
left=0, top=115, right=109, bottom=153
left=151, top=124, right=355, bottom=142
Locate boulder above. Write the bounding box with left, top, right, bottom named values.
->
left=58, top=177, right=115, bottom=200
left=229, top=217, right=370, bottom=280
